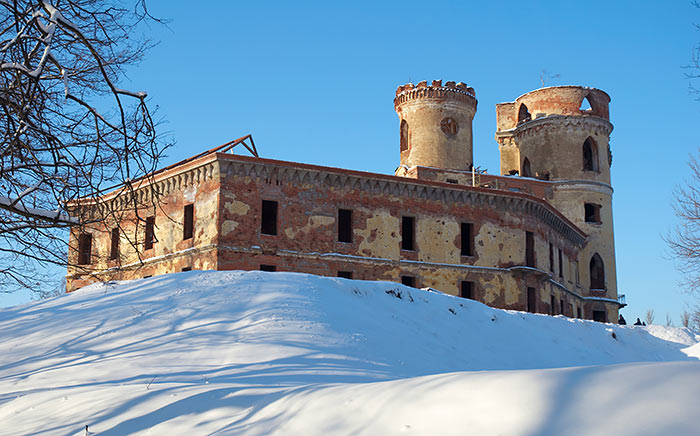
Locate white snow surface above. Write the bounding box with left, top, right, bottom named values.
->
left=0, top=270, right=699, bottom=435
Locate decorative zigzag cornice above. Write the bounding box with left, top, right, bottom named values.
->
left=511, top=115, right=613, bottom=139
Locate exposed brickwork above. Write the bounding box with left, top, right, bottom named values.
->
left=66, top=82, right=623, bottom=323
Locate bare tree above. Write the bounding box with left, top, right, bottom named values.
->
left=0, top=1, right=169, bottom=293
left=665, top=313, right=673, bottom=327
left=665, top=152, right=700, bottom=295
left=681, top=310, right=691, bottom=328
left=691, top=305, right=700, bottom=332
left=645, top=309, right=655, bottom=325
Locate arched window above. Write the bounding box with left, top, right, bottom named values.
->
left=517, top=104, right=531, bottom=125
left=522, top=157, right=532, bottom=177
left=590, top=253, right=605, bottom=290
left=583, top=137, right=599, bottom=172
left=400, top=119, right=409, bottom=152
left=579, top=95, right=592, bottom=111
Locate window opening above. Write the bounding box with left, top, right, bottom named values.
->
left=583, top=137, right=599, bottom=172
left=461, top=222, right=474, bottom=256
left=577, top=307, right=582, bottom=319
left=550, top=294, right=556, bottom=315
left=549, top=243, right=554, bottom=272
left=144, top=216, right=155, bottom=250
left=338, top=209, right=353, bottom=243
left=183, top=204, right=194, bottom=240
left=593, top=310, right=607, bottom=322
left=517, top=103, right=531, bottom=124
left=527, top=287, right=537, bottom=313
left=579, top=95, right=592, bottom=111
left=400, top=119, right=409, bottom=152
left=337, top=271, right=353, bottom=279
left=461, top=281, right=474, bottom=300
left=585, top=203, right=601, bottom=223
left=401, top=275, right=416, bottom=287
left=522, top=157, right=532, bottom=177
left=261, top=200, right=278, bottom=235
left=181, top=267, right=192, bottom=272
left=110, top=228, right=119, bottom=260
left=590, top=253, right=605, bottom=290
left=402, top=216, right=415, bottom=251
left=260, top=264, right=276, bottom=272
left=558, top=248, right=563, bottom=279
left=560, top=299, right=565, bottom=316
left=78, top=233, right=92, bottom=265
left=526, top=231, right=535, bottom=267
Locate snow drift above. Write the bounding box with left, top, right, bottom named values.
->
left=0, top=271, right=698, bottom=435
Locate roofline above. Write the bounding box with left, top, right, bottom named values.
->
left=68, top=142, right=587, bottom=240
left=215, top=153, right=587, bottom=239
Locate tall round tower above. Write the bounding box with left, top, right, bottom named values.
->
left=495, top=86, right=618, bottom=321
left=394, top=80, right=477, bottom=174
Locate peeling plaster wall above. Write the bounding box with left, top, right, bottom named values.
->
left=214, top=156, right=587, bottom=314
left=66, top=159, right=221, bottom=291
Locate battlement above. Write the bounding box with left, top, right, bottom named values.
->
left=496, top=86, right=610, bottom=132
left=394, top=80, right=477, bottom=109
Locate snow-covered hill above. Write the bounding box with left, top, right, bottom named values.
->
left=0, top=271, right=698, bottom=435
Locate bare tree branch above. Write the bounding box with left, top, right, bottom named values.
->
left=0, top=0, right=170, bottom=294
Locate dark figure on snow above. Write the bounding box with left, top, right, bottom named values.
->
left=619, top=314, right=627, bottom=325
left=634, top=318, right=642, bottom=326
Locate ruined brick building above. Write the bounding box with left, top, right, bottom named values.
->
left=67, top=81, right=625, bottom=322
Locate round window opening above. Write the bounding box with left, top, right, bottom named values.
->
left=441, top=117, right=459, bottom=136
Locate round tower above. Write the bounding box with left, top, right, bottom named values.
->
left=394, top=80, right=477, bottom=174
left=495, top=86, right=619, bottom=321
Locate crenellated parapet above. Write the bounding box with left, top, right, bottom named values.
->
left=394, top=80, right=476, bottom=109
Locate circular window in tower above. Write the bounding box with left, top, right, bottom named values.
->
left=440, top=117, right=459, bottom=136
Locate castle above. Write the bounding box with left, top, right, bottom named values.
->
left=67, top=81, right=624, bottom=322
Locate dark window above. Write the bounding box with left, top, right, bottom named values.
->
left=400, top=119, right=409, bottom=152
left=517, top=103, right=531, bottom=124
left=144, top=216, right=155, bottom=250
left=558, top=248, right=563, bottom=279
left=461, top=223, right=474, bottom=256
left=460, top=281, right=474, bottom=299
left=446, top=178, right=458, bottom=184
left=181, top=267, right=192, bottom=272
left=560, top=299, right=565, bottom=316
left=337, top=271, right=353, bottom=279
left=526, top=231, right=535, bottom=267
left=143, top=275, right=152, bottom=279
left=577, top=307, right=582, bottom=319
left=78, top=233, right=92, bottom=265
left=549, top=243, right=554, bottom=272
left=402, top=216, right=415, bottom=251
left=110, top=228, right=119, bottom=260
left=261, top=200, right=278, bottom=235
left=550, top=294, right=556, bottom=315
left=585, top=203, right=601, bottom=223
left=583, top=137, right=599, bottom=172
left=593, top=310, right=607, bottom=322
left=338, top=209, right=353, bottom=243
left=183, top=204, right=194, bottom=240
left=527, top=287, right=537, bottom=313
left=260, top=264, right=276, bottom=272
left=522, top=157, right=532, bottom=177
left=401, top=275, right=415, bottom=287
left=590, top=253, right=605, bottom=289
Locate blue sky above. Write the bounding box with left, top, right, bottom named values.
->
left=4, top=1, right=699, bottom=324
